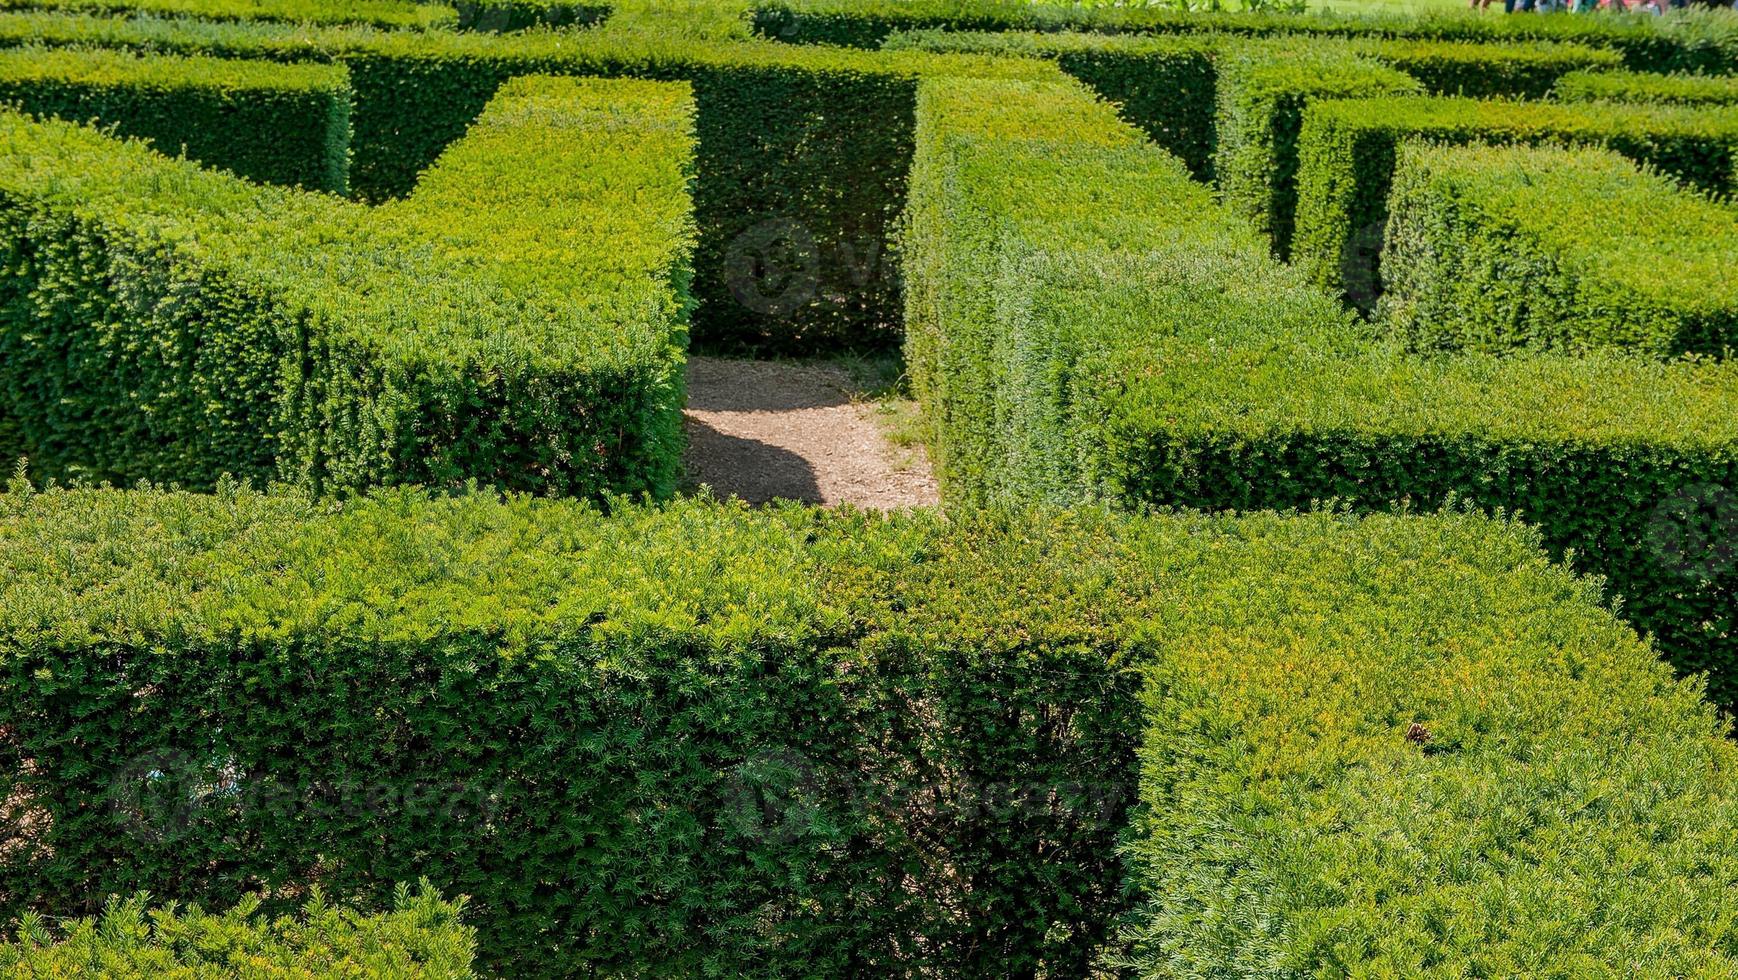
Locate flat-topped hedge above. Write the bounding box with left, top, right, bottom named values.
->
left=1380, top=141, right=1738, bottom=358
left=902, top=68, right=1738, bottom=715
left=1355, top=35, right=1621, bottom=98
left=1292, top=93, right=1738, bottom=306
left=1, top=885, right=476, bottom=977
left=1557, top=65, right=1738, bottom=104
left=0, top=0, right=460, bottom=29
left=0, top=9, right=1051, bottom=351
left=0, top=45, right=349, bottom=190
left=753, top=0, right=1738, bottom=74
left=0, top=74, right=695, bottom=496
left=4, top=486, right=1737, bottom=975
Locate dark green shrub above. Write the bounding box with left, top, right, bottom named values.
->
left=0, top=485, right=1163, bottom=977
left=751, top=0, right=1738, bottom=74
left=1291, top=94, right=1738, bottom=306
left=0, top=884, right=475, bottom=977
left=0, top=74, right=695, bottom=497
left=883, top=28, right=1220, bottom=180
left=1358, top=36, right=1621, bottom=98
left=0, top=45, right=348, bottom=191
left=0, top=10, right=1050, bottom=352
left=0, top=0, right=459, bottom=29
left=1557, top=65, right=1738, bottom=105
left=1213, top=38, right=1420, bottom=256
left=901, top=69, right=1738, bottom=715
left=1380, top=141, right=1738, bottom=358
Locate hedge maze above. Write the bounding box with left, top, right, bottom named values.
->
left=4, top=0, right=1738, bottom=975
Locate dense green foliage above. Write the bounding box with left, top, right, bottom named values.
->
left=1, top=885, right=475, bottom=978
left=1214, top=39, right=1420, bottom=257
left=0, top=45, right=348, bottom=191
left=0, top=75, right=695, bottom=497
left=902, top=69, right=1738, bottom=715
left=1557, top=65, right=1738, bottom=104
left=752, top=0, right=1738, bottom=74
left=0, top=10, right=1050, bottom=351
left=0, top=0, right=459, bottom=29
left=1291, top=94, right=1738, bottom=306
left=0, top=486, right=1157, bottom=976
left=1357, top=37, right=1621, bottom=98
left=1381, top=142, right=1738, bottom=359
left=6, top=487, right=1738, bottom=975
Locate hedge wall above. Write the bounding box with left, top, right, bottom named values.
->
left=1291, top=94, right=1738, bottom=307
left=902, top=70, right=1738, bottom=714
left=0, top=10, right=1050, bottom=352
left=1214, top=39, right=1420, bottom=257
left=1380, top=141, right=1738, bottom=359
left=882, top=28, right=1219, bottom=180
left=6, top=487, right=1738, bottom=975
left=0, top=0, right=461, bottom=29
left=1, top=885, right=476, bottom=977
left=1557, top=65, right=1738, bottom=105
left=751, top=0, right=1738, bottom=74
left=0, top=45, right=348, bottom=191
left=1356, top=36, right=1621, bottom=99
left=0, top=75, right=695, bottom=497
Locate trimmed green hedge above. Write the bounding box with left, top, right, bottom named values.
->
left=883, top=29, right=1220, bottom=180
left=902, top=70, right=1738, bottom=715
left=6, top=487, right=1738, bottom=974
left=1558, top=65, right=1738, bottom=105
left=0, top=11, right=1050, bottom=352
left=0, top=45, right=348, bottom=191
left=1358, top=36, right=1622, bottom=99
left=1292, top=94, right=1738, bottom=306
left=1380, top=141, right=1738, bottom=359
left=1117, top=498, right=1738, bottom=976
left=0, top=74, right=695, bottom=497
left=454, top=0, right=609, bottom=31
left=0, top=486, right=1158, bottom=976
left=0, top=0, right=460, bottom=29
left=1, top=885, right=475, bottom=977
left=1214, top=38, right=1420, bottom=257
left=752, top=0, right=1738, bottom=74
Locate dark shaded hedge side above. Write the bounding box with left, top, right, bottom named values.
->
left=0, top=487, right=1159, bottom=977
left=0, top=75, right=694, bottom=497
left=901, top=69, right=1738, bottom=716
left=1379, top=141, right=1738, bottom=359
left=0, top=885, right=476, bottom=976
left=6, top=488, right=1738, bottom=975
left=0, top=45, right=348, bottom=191
left=1291, top=94, right=1738, bottom=308
left=752, top=0, right=1738, bottom=74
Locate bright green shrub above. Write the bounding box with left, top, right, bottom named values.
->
left=1291, top=94, right=1738, bottom=306
left=0, top=11, right=1049, bottom=352
left=1358, top=36, right=1622, bottom=98
left=0, top=45, right=348, bottom=191
left=1380, top=142, right=1738, bottom=359
left=0, top=485, right=1163, bottom=976
left=751, top=0, right=1738, bottom=74
left=883, top=28, right=1220, bottom=180
left=0, top=0, right=459, bottom=29
left=1557, top=65, right=1738, bottom=105
left=8, top=487, right=1738, bottom=974
left=1213, top=38, right=1420, bottom=256
left=902, top=69, right=1738, bottom=713
left=1116, top=503, right=1738, bottom=976
left=0, top=884, right=475, bottom=978
left=0, top=75, right=695, bottom=496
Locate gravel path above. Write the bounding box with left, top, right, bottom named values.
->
left=683, top=357, right=939, bottom=509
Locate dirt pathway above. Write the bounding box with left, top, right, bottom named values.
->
left=682, top=357, right=939, bottom=509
